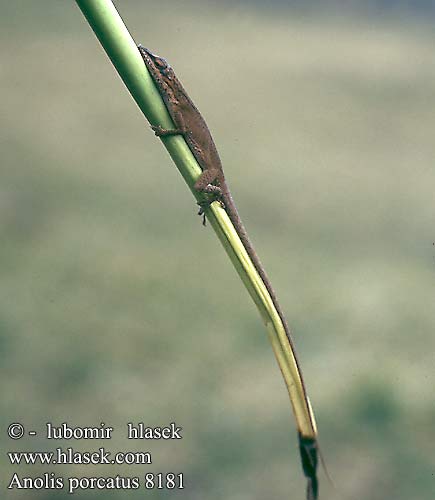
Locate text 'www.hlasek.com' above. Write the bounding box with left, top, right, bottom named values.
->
left=6, top=422, right=184, bottom=494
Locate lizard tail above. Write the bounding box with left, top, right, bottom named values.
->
left=221, top=181, right=321, bottom=499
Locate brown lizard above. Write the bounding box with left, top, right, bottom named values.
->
left=138, top=44, right=320, bottom=500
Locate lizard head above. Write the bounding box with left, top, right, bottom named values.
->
left=138, top=45, right=175, bottom=86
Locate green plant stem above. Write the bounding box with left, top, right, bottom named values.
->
left=75, top=0, right=316, bottom=439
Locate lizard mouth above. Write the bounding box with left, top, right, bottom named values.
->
left=138, top=45, right=156, bottom=58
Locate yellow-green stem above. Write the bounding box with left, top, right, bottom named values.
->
left=75, top=0, right=316, bottom=439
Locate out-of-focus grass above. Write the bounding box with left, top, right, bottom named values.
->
left=1, top=2, right=434, bottom=499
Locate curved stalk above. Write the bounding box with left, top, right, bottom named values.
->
left=75, top=0, right=317, bottom=461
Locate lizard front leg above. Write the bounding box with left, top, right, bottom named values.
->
left=151, top=124, right=184, bottom=136
left=152, top=110, right=187, bottom=137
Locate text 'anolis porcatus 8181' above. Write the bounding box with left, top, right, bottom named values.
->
left=138, top=45, right=321, bottom=500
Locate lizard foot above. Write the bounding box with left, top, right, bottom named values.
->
left=196, top=192, right=225, bottom=227
left=197, top=200, right=210, bottom=226
left=151, top=124, right=184, bottom=137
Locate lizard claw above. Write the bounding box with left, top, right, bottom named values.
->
left=197, top=201, right=209, bottom=226
left=151, top=125, right=165, bottom=136
left=196, top=194, right=226, bottom=226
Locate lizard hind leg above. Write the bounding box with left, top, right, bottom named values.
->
left=196, top=190, right=223, bottom=226
left=194, top=167, right=221, bottom=193
left=194, top=168, right=224, bottom=225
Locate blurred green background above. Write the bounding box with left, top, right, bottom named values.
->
left=1, top=1, right=434, bottom=499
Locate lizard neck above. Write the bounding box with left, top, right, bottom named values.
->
left=157, top=77, right=181, bottom=107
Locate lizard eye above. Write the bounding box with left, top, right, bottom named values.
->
left=155, top=57, right=169, bottom=70
left=153, top=56, right=171, bottom=79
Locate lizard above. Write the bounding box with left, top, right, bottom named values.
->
left=138, top=44, right=320, bottom=500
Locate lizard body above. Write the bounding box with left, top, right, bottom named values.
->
left=138, top=45, right=319, bottom=500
